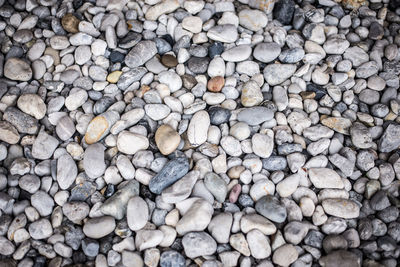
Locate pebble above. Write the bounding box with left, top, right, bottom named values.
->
left=237, top=107, right=275, bottom=126
left=255, top=195, right=287, bottom=223
left=83, top=216, right=116, bottom=239
left=322, top=199, right=360, bottom=219
left=176, top=198, right=213, bottom=235
left=239, top=9, right=268, bottom=31
left=126, top=41, right=157, bottom=68
left=253, top=43, right=281, bottom=63
left=57, top=154, right=77, bottom=190
left=187, top=110, right=210, bottom=146
left=272, top=244, right=298, bottom=266
left=127, top=196, right=149, bottom=231
left=155, top=125, right=181, bottom=155
left=117, top=131, right=149, bottom=155
left=207, top=24, right=238, bottom=43
left=308, top=168, right=344, bottom=189
left=83, top=143, right=106, bottom=179
left=4, top=58, right=32, bottom=81
left=182, top=232, right=217, bottom=258
left=241, top=80, right=263, bottom=107
left=149, top=157, right=190, bottom=194
left=17, top=94, right=46, bottom=120
left=264, top=64, right=296, bottom=85
left=31, top=129, right=59, bottom=159
left=247, top=229, right=271, bottom=259
left=204, top=172, right=228, bottom=203
left=160, top=251, right=185, bottom=267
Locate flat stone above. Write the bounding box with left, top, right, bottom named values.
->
left=207, top=24, right=238, bottom=43
left=255, top=195, right=287, bottom=223
left=241, top=80, right=263, bottom=107
left=17, top=94, right=46, bottom=120
left=272, top=244, right=298, bottom=266
left=252, top=133, right=274, bottom=158
left=149, top=157, right=190, bottom=194
left=247, top=229, right=271, bottom=259
left=126, top=41, right=157, bottom=68
left=145, top=0, right=180, bottom=20
left=0, top=121, right=20, bottom=144
left=322, top=199, right=360, bottom=219
left=4, top=107, right=38, bottom=134
left=100, top=179, right=140, bottom=219
left=85, top=111, right=119, bottom=144
left=204, top=172, right=228, bottom=203
left=83, top=143, right=106, bottom=179
left=29, top=218, right=53, bottom=240
left=127, top=196, right=149, bottom=231
left=117, top=67, right=147, bottom=90
left=264, top=64, right=296, bottom=85
left=221, top=45, right=252, bottom=62
left=378, top=123, right=400, bottom=153
left=83, top=216, right=116, bottom=239
left=117, top=131, right=149, bottom=155
left=31, top=129, right=59, bottom=159
left=176, top=198, right=213, bottom=235
left=321, top=117, right=352, bottom=135
left=31, top=190, right=54, bottom=217
left=208, top=212, right=233, bottom=243
left=182, top=232, right=217, bottom=258
left=308, top=168, right=344, bottom=189
left=56, top=115, right=75, bottom=141
left=162, top=171, right=199, bottom=204
left=160, top=251, right=185, bottom=267
left=239, top=9, right=268, bottom=31
left=187, top=110, right=210, bottom=146
left=57, top=154, right=77, bottom=190
left=4, top=58, right=32, bottom=81
left=240, top=213, right=277, bottom=235
left=237, top=107, right=275, bottom=126
left=253, top=43, right=281, bottom=63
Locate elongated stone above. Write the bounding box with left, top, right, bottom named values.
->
left=322, top=199, right=360, bottom=219
left=84, top=111, right=119, bottom=144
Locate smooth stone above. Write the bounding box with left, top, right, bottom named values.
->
left=273, top=0, right=296, bottom=24
left=322, top=199, right=360, bottom=219
left=378, top=124, right=400, bottom=153
left=117, top=131, right=149, bottom=155
left=29, top=218, right=53, bottom=240
left=125, top=41, right=157, bottom=68
left=162, top=171, right=199, bottom=204
left=160, top=251, right=185, bottom=267
left=31, top=190, right=54, bottom=216
left=56, top=154, right=77, bottom=190
left=17, top=94, right=46, bottom=120
left=4, top=58, right=32, bottom=81
left=221, top=45, right=252, bottom=62
left=220, top=136, right=242, bottom=156
left=255, top=195, right=287, bottom=223
left=239, top=9, right=268, bottom=31
left=100, top=179, right=140, bottom=220
left=253, top=43, right=281, bottom=63
left=0, top=236, right=15, bottom=255
left=252, top=133, right=274, bottom=158
left=187, top=110, right=210, bottom=146
left=283, top=221, right=309, bottom=245
left=321, top=117, right=352, bottom=135
left=204, top=172, right=228, bottom=203
left=117, top=67, right=147, bottom=90
left=208, top=107, right=231, bottom=125
left=241, top=80, right=263, bottom=107
left=0, top=121, right=20, bottom=144
left=272, top=244, right=298, bottom=266
left=247, top=229, right=271, bottom=259
left=308, top=168, right=344, bottom=189
left=319, top=250, right=359, bottom=267
left=62, top=202, right=89, bottom=222
left=237, top=107, right=275, bottom=126
left=127, top=196, right=149, bottom=231
left=83, top=216, right=116, bottom=239
left=155, top=125, right=181, bottom=155
left=149, top=157, right=190, bottom=194
left=145, top=0, right=180, bottom=20
left=56, top=116, right=75, bottom=141
left=182, top=232, right=217, bottom=258
left=264, top=64, right=296, bottom=85
left=61, top=13, right=80, bottom=33
left=240, top=213, right=277, bottom=235
left=323, top=37, right=350, bottom=54
left=230, top=233, right=251, bottom=256
left=207, top=76, right=225, bottom=92
left=84, top=111, right=119, bottom=144
left=4, top=107, right=38, bottom=134
left=207, top=24, right=238, bottom=43
left=208, top=212, right=233, bottom=243
left=176, top=198, right=213, bottom=235
left=31, top=129, right=59, bottom=159
left=83, top=143, right=106, bottom=179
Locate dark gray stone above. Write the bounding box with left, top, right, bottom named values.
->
left=149, top=157, right=190, bottom=194
left=255, top=195, right=287, bottom=223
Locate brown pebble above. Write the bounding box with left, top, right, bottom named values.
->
left=161, top=54, right=178, bottom=68
left=61, top=14, right=80, bottom=33
left=300, top=91, right=316, bottom=99
left=207, top=76, right=225, bottom=92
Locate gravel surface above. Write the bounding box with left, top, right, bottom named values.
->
left=0, top=0, right=400, bottom=266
